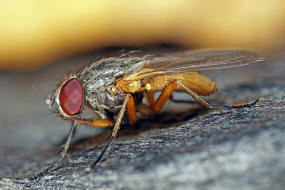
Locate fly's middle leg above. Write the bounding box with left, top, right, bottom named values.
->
left=126, top=94, right=137, bottom=124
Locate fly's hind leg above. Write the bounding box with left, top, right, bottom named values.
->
left=150, top=80, right=210, bottom=113
left=175, top=80, right=210, bottom=109
left=210, top=97, right=260, bottom=109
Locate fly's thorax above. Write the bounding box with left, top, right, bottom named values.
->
left=84, top=88, right=125, bottom=111
left=77, top=56, right=146, bottom=112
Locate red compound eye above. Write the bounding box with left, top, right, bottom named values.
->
left=59, top=78, right=83, bottom=116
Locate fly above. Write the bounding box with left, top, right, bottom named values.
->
left=35, top=49, right=264, bottom=179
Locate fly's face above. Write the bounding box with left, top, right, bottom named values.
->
left=46, top=73, right=84, bottom=118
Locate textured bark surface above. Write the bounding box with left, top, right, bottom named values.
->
left=0, top=51, right=284, bottom=190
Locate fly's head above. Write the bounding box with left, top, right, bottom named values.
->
left=46, top=73, right=84, bottom=119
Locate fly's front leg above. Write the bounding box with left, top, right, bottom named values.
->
left=126, top=94, right=137, bottom=124
left=75, top=119, right=113, bottom=128
left=57, top=118, right=113, bottom=146
left=151, top=80, right=210, bottom=113
left=30, top=121, right=77, bottom=180
left=29, top=119, right=113, bottom=180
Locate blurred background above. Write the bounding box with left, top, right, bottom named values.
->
left=0, top=0, right=284, bottom=71
left=1, top=0, right=285, bottom=181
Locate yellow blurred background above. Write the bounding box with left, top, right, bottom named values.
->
left=0, top=0, right=284, bottom=71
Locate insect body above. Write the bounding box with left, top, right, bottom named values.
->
left=42, top=49, right=264, bottom=177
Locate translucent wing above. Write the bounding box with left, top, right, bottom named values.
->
left=131, top=49, right=264, bottom=79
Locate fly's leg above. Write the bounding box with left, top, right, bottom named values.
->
left=29, top=119, right=113, bottom=180
left=57, top=119, right=112, bottom=146
left=127, top=94, right=137, bottom=124
left=88, top=93, right=131, bottom=170
left=231, top=98, right=260, bottom=108
left=134, top=91, right=155, bottom=116
left=175, top=80, right=210, bottom=109
left=151, top=80, right=210, bottom=113
left=75, top=119, right=113, bottom=128
left=29, top=121, right=77, bottom=180
left=146, top=91, right=154, bottom=105
left=57, top=126, right=77, bottom=146
left=210, top=97, right=260, bottom=109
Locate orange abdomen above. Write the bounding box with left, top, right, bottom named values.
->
left=142, top=72, right=218, bottom=95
